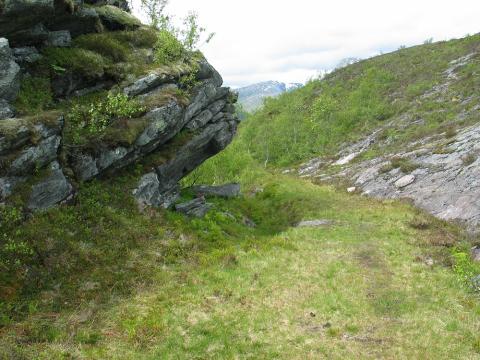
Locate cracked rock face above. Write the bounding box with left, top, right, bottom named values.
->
left=0, top=1, right=239, bottom=212
left=0, top=38, right=21, bottom=118
left=298, top=122, right=480, bottom=232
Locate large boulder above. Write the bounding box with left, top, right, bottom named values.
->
left=94, top=5, right=141, bottom=31
left=0, top=38, right=21, bottom=108
left=175, top=197, right=213, bottom=218
left=28, top=161, right=73, bottom=210
left=191, top=183, right=241, bottom=198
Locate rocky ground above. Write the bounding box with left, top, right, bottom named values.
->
left=0, top=0, right=239, bottom=212
left=296, top=53, right=480, bottom=232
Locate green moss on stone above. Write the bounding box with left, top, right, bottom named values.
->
left=74, top=33, right=130, bottom=62
left=42, top=47, right=110, bottom=79
left=15, top=77, right=54, bottom=116
left=110, top=27, right=158, bottom=48
left=95, top=5, right=142, bottom=30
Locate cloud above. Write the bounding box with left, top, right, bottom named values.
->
left=132, top=0, right=480, bottom=87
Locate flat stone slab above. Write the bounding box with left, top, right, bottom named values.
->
left=296, top=219, right=334, bottom=228
left=192, top=183, right=241, bottom=198
left=175, top=197, right=213, bottom=218
left=395, top=175, right=415, bottom=189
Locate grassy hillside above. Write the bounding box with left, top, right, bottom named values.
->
left=238, top=34, right=480, bottom=167
left=2, top=34, right=480, bottom=358
left=2, top=159, right=480, bottom=358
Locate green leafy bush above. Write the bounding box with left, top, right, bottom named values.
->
left=452, top=249, right=480, bottom=292
left=66, top=92, right=145, bottom=144
left=15, top=77, right=53, bottom=115
left=154, top=30, right=185, bottom=65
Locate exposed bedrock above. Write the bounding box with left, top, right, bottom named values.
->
left=0, top=1, right=240, bottom=211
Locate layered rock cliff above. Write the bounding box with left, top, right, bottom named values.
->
left=0, top=0, right=239, bottom=211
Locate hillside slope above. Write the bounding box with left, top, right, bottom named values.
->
left=237, top=81, right=302, bottom=112
left=236, top=34, right=480, bottom=230
left=2, top=16, right=480, bottom=359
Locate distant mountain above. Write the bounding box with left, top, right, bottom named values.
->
left=236, top=81, right=303, bottom=112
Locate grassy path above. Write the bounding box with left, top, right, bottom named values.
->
left=1, top=177, right=480, bottom=359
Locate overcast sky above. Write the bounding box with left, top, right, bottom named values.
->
left=132, top=0, right=480, bottom=88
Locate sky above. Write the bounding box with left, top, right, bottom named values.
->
left=132, top=0, right=480, bottom=88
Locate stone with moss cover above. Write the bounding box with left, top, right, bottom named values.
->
left=0, top=0, right=239, bottom=211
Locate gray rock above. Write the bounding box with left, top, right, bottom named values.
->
left=9, top=135, right=61, bottom=176
left=134, top=101, right=184, bottom=148
left=242, top=216, right=256, bottom=228
left=175, top=197, right=213, bottom=218
left=472, top=247, right=480, bottom=262
left=154, top=121, right=236, bottom=194
left=0, top=99, right=15, bottom=120
left=471, top=275, right=480, bottom=291
left=124, top=74, right=162, bottom=97
left=186, top=109, right=213, bottom=130
left=7, top=23, right=50, bottom=47
left=394, top=174, right=416, bottom=189
left=0, top=124, right=29, bottom=155
left=183, top=81, right=218, bottom=123
left=208, top=99, right=227, bottom=116
left=44, top=30, right=71, bottom=47
left=297, top=219, right=334, bottom=228
left=97, top=147, right=128, bottom=170
left=28, top=162, right=73, bottom=210
left=133, top=172, right=179, bottom=209
left=192, top=183, right=241, bottom=198
left=47, top=8, right=102, bottom=37
left=211, top=111, right=225, bottom=123
left=0, top=176, right=24, bottom=199
left=12, top=46, right=42, bottom=64
left=72, top=154, right=99, bottom=181
left=0, top=38, right=21, bottom=103
left=95, top=5, right=141, bottom=31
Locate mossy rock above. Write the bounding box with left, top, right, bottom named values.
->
left=95, top=5, right=141, bottom=31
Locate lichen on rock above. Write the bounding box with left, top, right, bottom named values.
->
left=0, top=0, right=240, bottom=211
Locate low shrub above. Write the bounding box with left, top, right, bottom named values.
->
left=65, top=92, right=145, bottom=145
left=154, top=30, right=185, bottom=65
left=15, top=77, right=53, bottom=115
left=390, top=157, right=419, bottom=174
left=452, top=248, right=480, bottom=292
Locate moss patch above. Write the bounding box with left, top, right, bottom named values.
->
left=41, top=47, right=109, bottom=79
left=15, top=77, right=54, bottom=116
left=74, top=33, right=130, bottom=62
left=95, top=5, right=142, bottom=30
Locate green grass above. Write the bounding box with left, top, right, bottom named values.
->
left=2, top=20, right=480, bottom=360
left=241, top=34, right=480, bottom=167
left=1, top=165, right=479, bottom=358
left=14, top=76, right=53, bottom=115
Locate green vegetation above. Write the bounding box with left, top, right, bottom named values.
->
left=1, top=145, right=480, bottom=357
left=380, top=157, right=419, bottom=174
left=74, top=34, right=131, bottom=62
left=42, top=47, right=109, bottom=78
left=154, top=29, right=186, bottom=65
left=64, top=92, right=146, bottom=145
left=3, top=15, right=480, bottom=360
left=242, top=34, right=480, bottom=167
left=95, top=5, right=142, bottom=29
left=14, top=76, right=53, bottom=115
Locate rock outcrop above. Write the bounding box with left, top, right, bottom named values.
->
left=298, top=116, right=480, bottom=232
left=0, top=0, right=240, bottom=211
